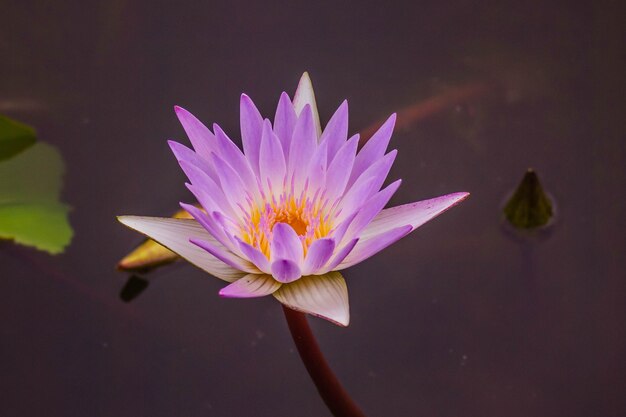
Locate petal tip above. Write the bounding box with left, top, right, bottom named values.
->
left=271, top=259, right=302, bottom=283
left=450, top=191, right=471, bottom=204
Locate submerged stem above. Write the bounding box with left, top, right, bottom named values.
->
left=282, top=305, right=366, bottom=417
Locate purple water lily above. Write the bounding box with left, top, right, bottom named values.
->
left=118, top=73, right=468, bottom=326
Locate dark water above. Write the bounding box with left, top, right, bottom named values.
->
left=1, top=1, right=625, bottom=416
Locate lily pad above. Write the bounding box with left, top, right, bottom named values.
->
left=0, top=115, right=37, bottom=162
left=0, top=142, right=73, bottom=254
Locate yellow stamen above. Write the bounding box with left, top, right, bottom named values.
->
left=241, top=194, right=332, bottom=259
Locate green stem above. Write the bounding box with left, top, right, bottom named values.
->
left=282, top=305, right=366, bottom=417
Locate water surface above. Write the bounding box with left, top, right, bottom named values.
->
left=1, top=1, right=624, bottom=416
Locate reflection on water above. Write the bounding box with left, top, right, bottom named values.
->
left=119, top=275, right=149, bottom=303
left=1, top=0, right=624, bottom=416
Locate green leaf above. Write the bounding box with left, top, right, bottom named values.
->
left=0, top=142, right=73, bottom=254
left=0, top=115, right=37, bottom=162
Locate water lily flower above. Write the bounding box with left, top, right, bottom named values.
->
left=118, top=73, right=468, bottom=326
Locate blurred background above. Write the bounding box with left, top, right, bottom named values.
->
left=1, top=0, right=624, bottom=416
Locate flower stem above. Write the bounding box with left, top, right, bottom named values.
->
left=282, top=305, right=366, bottom=417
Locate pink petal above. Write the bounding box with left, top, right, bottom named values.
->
left=270, top=223, right=304, bottom=264
left=334, top=175, right=378, bottom=224
left=190, top=238, right=260, bottom=274
left=235, top=237, right=272, bottom=274
left=273, top=272, right=350, bottom=326
left=359, top=192, right=470, bottom=240
left=259, top=119, right=286, bottom=197
left=178, top=160, right=237, bottom=217
left=174, top=106, right=218, bottom=161
left=210, top=211, right=247, bottom=253
left=348, top=113, right=396, bottom=188
left=337, top=225, right=412, bottom=270
left=168, top=140, right=218, bottom=182
left=301, top=238, right=335, bottom=275
left=210, top=153, right=251, bottom=219
left=273, top=92, right=297, bottom=159
left=288, top=105, right=317, bottom=188
left=213, top=123, right=259, bottom=195
left=318, top=238, right=359, bottom=274
left=319, top=100, right=349, bottom=159
left=240, top=94, right=263, bottom=175
left=327, top=210, right=359, bottom=247
left=324, top=134, right=359, bottom=201
left=341, top=179, right=402, bottom=245
left=219, top=274, right=280, bottom=298
left=180, top=203, right=240, bottom=255
left=305, top=139, right=328, bottom=196
left=117, top=216, right=245, bottom=282
left=345, top=149, right=397, bottom=202
left=271, top=259, right=302, bottom=283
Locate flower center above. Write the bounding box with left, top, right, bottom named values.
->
left=274, top=209, right=309, bottom=236
left=240, top=191, right=332, bottom=259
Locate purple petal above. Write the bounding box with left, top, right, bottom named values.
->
left=180, top=202, right=240, bottom=255
left=273, top=272, right=350, bottom=326
left=235, top=237, right=272, bottom=274
left=117, top=216, right=245, bottom=282
left=271, top=259, right=302, bottom=283
left=305, top=139, right=328, bottom=195
left=288, top=104, right=317, bottom=188
left=273, top=92, right=297, bottom=159
left=301, top=238, right=335, bottom=275
left=346, top=149, right=397, bottom=201
left=219, top=274, right=280, bottom=298
left=178, top=160, right=236, bottom=217
left=210, top=153, right=251, bottom=218
left=319, top=100, right=349, bottom=159
left=327, top=210, right=359, bottom=247
left=334, top=175, right=378, bottom=224
left=191, top=238, right=260, bottom=274
left=174, top=106, right=218, bottom=160
left=359, top=192, right=470, bottom=240
left=324, top=134, right=359, bottom=201
left=210, top=211, right=246, bottom=251
left=270, top=223, right=304, bottom=264
left=213, top=123, right=259, bottom=195
left=341, top=179, right=402, bottom=245
left=168, top=140, right=218, bottom=182
left=348, top=113, right=396, bottom=188
left=240, top=94, right=263, bottom=175
left=292, top=72, right=321, bottom=137
left=259, top=119, right=286, bottom=196
left=318, top=238, right=359, bottom=274
left=337, top=225, right=412, bottom=270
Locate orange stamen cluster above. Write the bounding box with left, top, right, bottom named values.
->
left=240, top=187, right=333, bottom=259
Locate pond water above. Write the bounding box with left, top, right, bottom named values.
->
left=1, top=1, right=624, bottom=416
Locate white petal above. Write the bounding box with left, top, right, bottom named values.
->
left=359, top=192, right=470, bottom=240
left=190, top=238, right=260, bottom=274
left=117, top=216, right=245, bottom=282
left=219, top=274, right=281, bottom=298
left=337, top=225, right=411, bottom=270
left=292, top=72, right=322, bottom=138
left=273, top=272, right=350, bottom=326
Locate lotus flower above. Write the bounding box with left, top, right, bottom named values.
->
left=118, top=73, right=468, bottom=326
